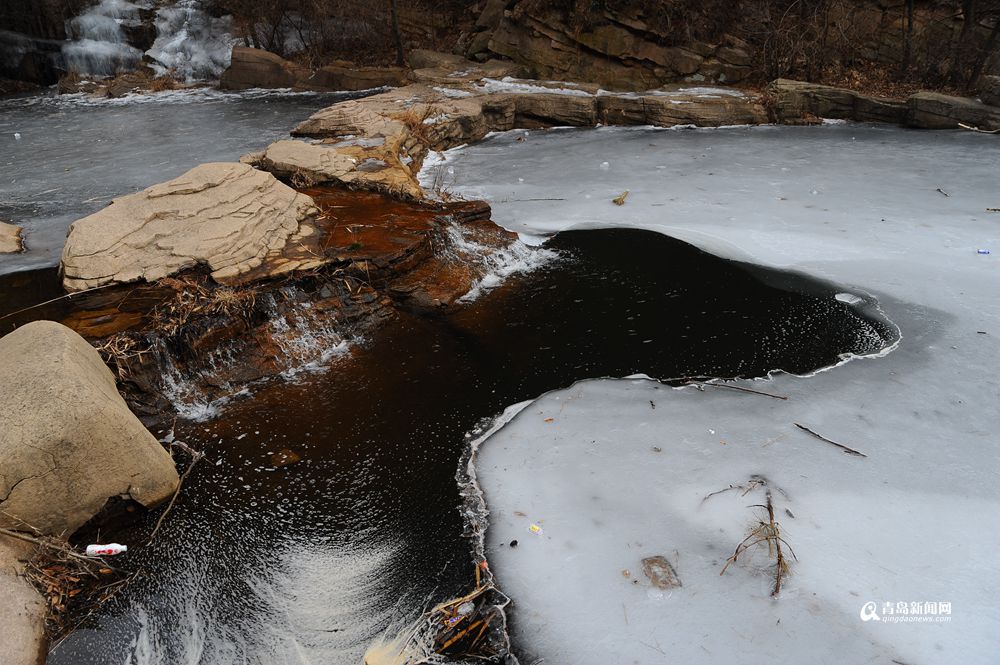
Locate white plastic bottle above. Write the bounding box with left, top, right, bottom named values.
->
left=86, top=543, right=128, bottom=556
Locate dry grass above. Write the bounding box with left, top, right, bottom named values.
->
left=155, top=278, right=257, bottom=337
left=147, top=74, right=178, bottom=92
left=392, top=105, right=442, bottom=148
left=94, top=334, right=152, bottom=381
left=706, top=476, right=797, bottom=597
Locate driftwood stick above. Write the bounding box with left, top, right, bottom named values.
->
left=698, top=382, right=789, bottom=401
left=794, top=423, right=867, bottom=457
left=146, top=450, right=202, bottom=544
left=0, top=283, right=119, bottom=322
left=958, top=122, right=1000, bottom=134
left=0, top=527, right=98, bottom=566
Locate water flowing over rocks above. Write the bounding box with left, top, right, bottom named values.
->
left=0, top=221, right=23, bottom=254
left=60, top=162, right=321, bottom=292
left=0, top=320, right=179, bottom=536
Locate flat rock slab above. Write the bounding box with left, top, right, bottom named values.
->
left=0, top=221, right=23, bottom=253
left=0, top=320, right=179, bottom=536
left=60, top=162, right=320, bottom=292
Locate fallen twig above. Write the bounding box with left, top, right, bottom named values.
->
left=146, top=445, right=203, bottom=544
left=690, top=381, right=788, bottom=400
left=0, top=282, right=120, bottom=322
left=958, top=122, right=1000, bottom=134
left=794, top=423, right=867, bottom=457
left=0, top=527, right=100, bottom=568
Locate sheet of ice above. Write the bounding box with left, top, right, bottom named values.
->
left=439, top=125, right=1000, bottom=665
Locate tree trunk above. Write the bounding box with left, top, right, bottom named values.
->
left=949, top=0, right=979, bottom=87
left=900, top=0, right=914, bottom=77
left=391, top=0, right=405, bottom=67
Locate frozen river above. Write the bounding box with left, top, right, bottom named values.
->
left=0, top=88, right=365, bottom=274
left=422, top=124, right=1000, bottom=665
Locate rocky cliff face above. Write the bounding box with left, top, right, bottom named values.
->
left=465, top=0, right=1000, bottom=91
left=473, top=2, right=753, bottom=89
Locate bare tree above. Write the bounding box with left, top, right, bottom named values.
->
left=391, top=0, right=405, bottom=66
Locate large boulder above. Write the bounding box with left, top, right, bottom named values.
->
left=220, top=47, right=411, bottom=92
left=0, top=221, right=22, bottom=253
left=0, top=538, right=46, bottom=665
left=219, top=46, right=302, bottom=90
left=258, top=139, right=425, bottom=199
left=908, top=91, right=1000, bottom=130
left=298, top=62, right=409, bottom=91
left=0, top=320, right=179, bottom=536
left=60, top=162, right=321, bottom=291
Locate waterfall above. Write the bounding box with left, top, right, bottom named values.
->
left=146, top=0, right=235, bottom=81
left=60, top=0, right=234, bottom=81
left=61, top=0, right=147, bottom=77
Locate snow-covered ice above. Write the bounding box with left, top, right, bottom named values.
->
left=424, top=124, right=1000, bottom=665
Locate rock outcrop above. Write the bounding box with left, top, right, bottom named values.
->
left=219, top=46, right=409, bottom=92
left=284, top=78, right=765, bottom=198
left=0, top=538, right=46, bottom=665
left=908, top=91, right=1000, bottom=130
left=769, top=79, right=1000, bottom=130
left=768, top=79, right=908, bottom=124
left=474, top=4, right=753, bottom=89
left=0, top=320, right=179, bottom=536
left=60, top=163, right=322, bottom=292
left=0, top=221, right=23, bottom=253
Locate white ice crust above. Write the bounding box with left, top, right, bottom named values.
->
left=428, top=124, right=1000, bottom=665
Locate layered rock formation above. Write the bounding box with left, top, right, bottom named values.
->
left=0, top=221, right=23, bottom=253
left=770, top=78, right=1000, bottom=130
left=61, top=163, right=322, bottom=292
left=908, top=91, right=1000, bottom=130
left=469, top=3, right=753, bottom=89
left=0, top=320, right=179, bottom=536
left=282, top=78, right=766, bottom=199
